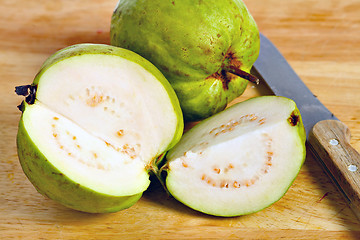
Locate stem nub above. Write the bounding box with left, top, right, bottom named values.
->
left=15, top=85, right=37, bottom=111
left=224, top=66, right=259, bottom=85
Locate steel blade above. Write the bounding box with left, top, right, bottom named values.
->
left=253, top=33, right=338, bottom=137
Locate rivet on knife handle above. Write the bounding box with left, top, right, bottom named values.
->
left=308, top=119, right=360, bottom=219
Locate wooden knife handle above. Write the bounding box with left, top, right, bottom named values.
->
left=308, top=119, right=360, bottom=220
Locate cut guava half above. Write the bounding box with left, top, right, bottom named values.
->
left=16, top=44, right=183, bottom=213
left=162, top=96, right=306, bottom=217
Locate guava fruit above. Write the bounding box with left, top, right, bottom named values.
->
left=161, top=96, right=306, bottom=217
left=16, top=44, right=184, bottom=213
left=110, top=0, right=260, bottom=121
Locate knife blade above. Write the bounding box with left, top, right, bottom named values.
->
left=253, top=33, right=360, bottom=220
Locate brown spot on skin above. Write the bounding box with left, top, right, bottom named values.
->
left=224, top=49, right=242, bottom=70
left=53, top=133, right=57, bottom=138
left=72, top=136, right=76, bottom=140
left=197, top=42, right=213, bottom=56
left=206, top=70, right=236, bottom=90
left=182, top=162, right=188, bottom=168
left=214, top=168, right=220, bottom=174
left=52, top=172, right=64, bottom=176
left=53, top=117, right=59, bottom=120
left=288, top=111, right=300, bottom=126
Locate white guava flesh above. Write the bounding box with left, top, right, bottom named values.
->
left=17, top=45, right=183, bottom=212
left=164, top=96, right=306, bottom=217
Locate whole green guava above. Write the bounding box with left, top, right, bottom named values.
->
left=111, top=0, right=260, bottom=121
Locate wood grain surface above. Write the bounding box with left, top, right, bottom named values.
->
left=1, top=0, right=360, bottom=239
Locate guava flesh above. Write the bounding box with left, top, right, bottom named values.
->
left=16, top=45, right=183, bottom=213
left=163, top=96, right=306, bottom=217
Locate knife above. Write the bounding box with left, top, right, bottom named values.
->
left=252, top=33, right=360, bottom=220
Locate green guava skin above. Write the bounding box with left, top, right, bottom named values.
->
left=110, top=0, right=260, bottom=121
left=16, top=44, right=184, bottom=213
left=17, top=117, right=142, bottom=213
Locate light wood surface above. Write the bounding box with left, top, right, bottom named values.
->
left=1, top=0, right=360, bottom=239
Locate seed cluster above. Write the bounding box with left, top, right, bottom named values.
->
left=67, top=85, right=141, bottom=160
left=199, top=163, right=261, bottom=189
left=201, top=133, right=273, bottom=189
left=198, top=139, right=273, bottom=189
left=208, top=114, right=266, bottom=137
left=85, top=86, right=109, bottom=107
left=51, top=116, right=107, bottom=170
left=261, top=133, right=274, bottom=174
left=177, top=115, right=275, bottom=189
left=104, top=141, right=141, bottom=160
left=67, top=86, right=126, bottom=118
left=51, top=116, right=141, bottom=170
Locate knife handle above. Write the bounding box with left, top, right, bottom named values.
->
left=308, top=119, right=360, bottom=220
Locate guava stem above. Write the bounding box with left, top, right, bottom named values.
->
left=15, top=85, right=37, bottom=105
left=15, top=85, right=32, bottom=96
left=224, top=66, right=259, bottom=85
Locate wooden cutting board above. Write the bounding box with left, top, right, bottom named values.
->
left=1, top=0, right=360, bottom=239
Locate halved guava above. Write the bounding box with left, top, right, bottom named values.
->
left=16, top=44, right=184, bottom=213
left=162, top=96, right=306, bottom=217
